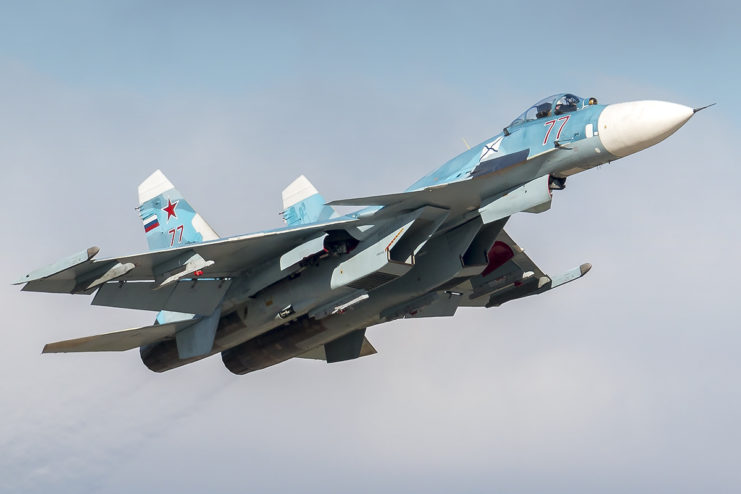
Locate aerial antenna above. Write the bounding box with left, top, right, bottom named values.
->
left=693, top=103, right=716, bottom=113
left=461, top=137, right=471, bottom=150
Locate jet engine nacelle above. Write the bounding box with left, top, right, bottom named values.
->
left=140, top=312, right=246, bottom=372
left=221, top=317, right=371, bottom=374
left=329, top=206, right=448, bottom=291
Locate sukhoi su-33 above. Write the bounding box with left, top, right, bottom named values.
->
left=15, top=93, right=705, bottom=375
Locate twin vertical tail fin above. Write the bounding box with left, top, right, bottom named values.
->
left=137, top=171, right=330, bottom=251
left=137, top=170, right=219, bottom=251
left=281, top=175, right=337, bottom=226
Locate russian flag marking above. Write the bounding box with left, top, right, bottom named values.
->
left=143, top=215, right=160, bottom=233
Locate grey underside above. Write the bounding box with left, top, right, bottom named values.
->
left=22, top=148, right=589, bottom=366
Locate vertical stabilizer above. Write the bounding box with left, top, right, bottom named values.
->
left=281, top=175, right=337, bottom=226
left=137, top=170, right=219, bottom=251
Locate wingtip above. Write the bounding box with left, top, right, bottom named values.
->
left=12, top=275, right=29, bottom=286
left=13, top=245, right=100, bottom=286
left=580, top=263, right=592, bottom=276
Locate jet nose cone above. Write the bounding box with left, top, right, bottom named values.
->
left=598, top=100, right=694, bottom=158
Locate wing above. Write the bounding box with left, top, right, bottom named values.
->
left=16, top=148, right=561, bottom=296
left=455, top=229, right=591, bottom=308
left=15, top=216, right=359, bottom=295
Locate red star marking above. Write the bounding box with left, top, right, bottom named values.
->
left=162, top=199, right=179, bottom=221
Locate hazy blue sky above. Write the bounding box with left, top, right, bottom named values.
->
left=2, top=2, right=740, bottom=493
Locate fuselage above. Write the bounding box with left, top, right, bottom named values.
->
left=141, top=94, right=696, bottom=374
left=408, top=97, right=694, bottom=191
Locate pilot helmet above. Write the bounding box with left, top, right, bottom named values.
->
left=554, top=94, right=579, bottom=115
left=535, top=102, right=551, bottom=119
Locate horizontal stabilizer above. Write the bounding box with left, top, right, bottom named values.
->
left=42, top=319, right=196, bottom=353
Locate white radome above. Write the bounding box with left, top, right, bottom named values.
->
left=598, top=100, right=694, bottom=157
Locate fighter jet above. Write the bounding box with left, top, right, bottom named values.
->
left=15, top=94, right=703, bottom=374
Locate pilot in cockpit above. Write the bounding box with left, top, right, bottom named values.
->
left=505, top=93, right=588, bottom=134
left=535, top=103, right=552, bottom=119
left=554, top=94, right=579, bottom=115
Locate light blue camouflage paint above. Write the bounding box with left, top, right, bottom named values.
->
left=282, top=192, right=335, bottom=226
left=138, top=189, right=207, bottom=251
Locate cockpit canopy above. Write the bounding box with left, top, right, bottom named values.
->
left=507, top=93, right=584, bottom=129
